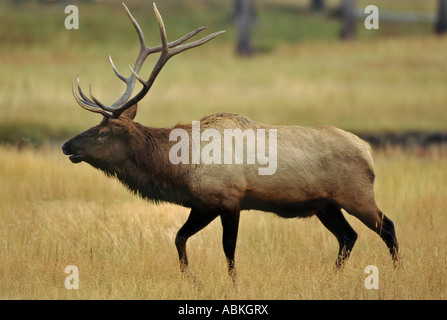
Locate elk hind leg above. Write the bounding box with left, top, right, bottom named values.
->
left=345, top=205, right=399, bottom=266
left=316, top=204, right=358, bottom=268
left=378, top=212, right=399, bottom=265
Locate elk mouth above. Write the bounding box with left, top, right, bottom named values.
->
left=62, top=144, right=85, bottom=164
left=62, top=141, right=84, bottom=164
left=68, top=154, right=84, bottom=163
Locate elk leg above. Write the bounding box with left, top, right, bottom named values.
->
left=345, top=207, right=399, bottom=267
left=220, top=208, right=240, bottom=280
left=175, top=208, right=218, bottom=273
left=377, top=212, right=399, bottom=266
left=316, top=205, right=358, bottom=268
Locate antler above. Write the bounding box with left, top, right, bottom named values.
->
left=73, top=2, right=225, bottom=118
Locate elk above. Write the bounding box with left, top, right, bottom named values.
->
left=62, top=2, right=399, bottom=279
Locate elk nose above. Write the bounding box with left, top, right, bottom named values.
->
left=62, top=141, right=71, bottom=155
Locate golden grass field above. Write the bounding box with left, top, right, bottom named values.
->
left=0, top=145, right=446, bottom=299
left=0, top=0, right=446, bottom=300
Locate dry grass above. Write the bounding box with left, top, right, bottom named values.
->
left=0, top=145, right=446, bottom=299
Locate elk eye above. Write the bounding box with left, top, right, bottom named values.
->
left=99, top=130, right=110, bottom=138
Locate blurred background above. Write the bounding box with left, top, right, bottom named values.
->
left=1, top=0, right=446, bottom=147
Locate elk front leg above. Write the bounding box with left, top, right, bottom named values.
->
left=220, top=208, right=240, bottom=280
left=175, top=208, right=218, bottom=273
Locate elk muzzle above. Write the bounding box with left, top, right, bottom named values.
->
left=62, top=139, right=84, bottom=164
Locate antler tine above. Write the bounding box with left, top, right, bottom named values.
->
left=109, top=55, right=127, bottom=83
left=123, top=2, right=210, bottom=56
left=74, top=2, right=225, bottom=118
left=110, top=3, right=225, bottom=118
left=169, top=30, right=226, bottom=57
left=74, top=2, right=152, bottom=113
left=72, top=78, right=113, bottom=117
left=105, top=2, right=151, bottom=109
left=154, top=3, right=169, bottom=53
left=122, top=2, right=148, bottom=51
left=106, top=3, right=211, bottom=108
left=75, top=76, right=93, bottom=103
left=147, top=26, right=209, bottom=54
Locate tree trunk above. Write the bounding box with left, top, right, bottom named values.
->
left=340, top=0, right=356, bottom=39
left=435, top=0, right=447, bottom=34
left=234, top=0, right=256, bottom=56
left=310, top=0, right=325, bottom=12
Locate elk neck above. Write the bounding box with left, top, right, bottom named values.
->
left=106, top=123, right=194, bottom=207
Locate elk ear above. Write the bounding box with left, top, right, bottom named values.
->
left=120, top=104, right=138, bottom=120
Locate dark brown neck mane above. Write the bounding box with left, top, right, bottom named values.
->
left=100, top=123, right=194, bottom=207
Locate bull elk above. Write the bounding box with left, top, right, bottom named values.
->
left=62, top=2, right=399, bottom=279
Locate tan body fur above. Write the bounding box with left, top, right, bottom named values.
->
left=176, top=113, right=378, bottom=222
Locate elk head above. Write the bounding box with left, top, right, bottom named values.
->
left=62, top=2, right=224, bottom=169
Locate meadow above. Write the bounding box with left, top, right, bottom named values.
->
left=1, top=145, right=446, bottom=299
left=0, top=0, right=446, bottom=300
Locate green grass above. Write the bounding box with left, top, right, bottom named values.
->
left=0, top=0, right=446, bottom=145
